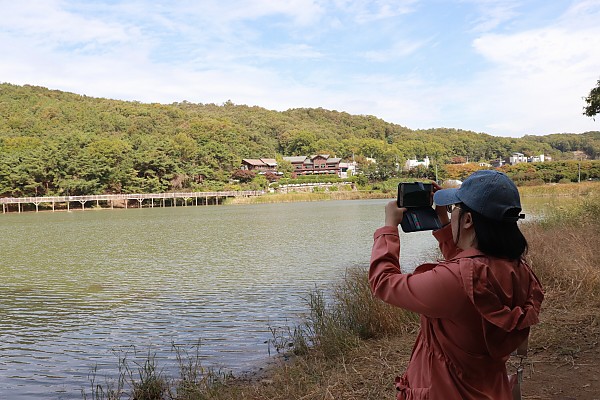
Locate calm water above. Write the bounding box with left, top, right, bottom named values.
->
left=0, top=199, right=442, bottom=399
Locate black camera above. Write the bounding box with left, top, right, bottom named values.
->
left=397, top=182, right=442, bottom=233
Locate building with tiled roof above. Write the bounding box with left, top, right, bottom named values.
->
left=241, top=158, right=278, bottom=172
left=283, top=154, right=344, bottom=175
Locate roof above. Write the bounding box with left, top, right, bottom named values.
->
left=260, top=158, right=277, bottom=166
left=242, top=159, right=266, bottom=166
left=283, top=156, right=308, bottom=163
left=326, top=157, right=341, bottom=164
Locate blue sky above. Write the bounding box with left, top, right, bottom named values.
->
left=1, top=0, right=599, bottom=137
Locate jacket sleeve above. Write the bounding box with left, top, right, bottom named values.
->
left=369, top=226, right=468, bottom=319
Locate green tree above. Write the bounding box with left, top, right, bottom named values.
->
left=283, top=130, right=317, bottom=155
left=1, top=83, right=599, bottom=196
left=275, top=157, right=294, bottom=177
left=584, top=78, right=600, bottom=119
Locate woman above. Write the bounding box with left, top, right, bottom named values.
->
left=369, top=170, right=544, bottom=399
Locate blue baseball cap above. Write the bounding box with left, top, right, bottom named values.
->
left=433, top=170, right=524, bottom=222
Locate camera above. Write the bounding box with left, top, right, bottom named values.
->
left=397, top=182, right=442, bottom=233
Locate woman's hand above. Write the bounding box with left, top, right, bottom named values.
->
left=432, top=182, right=450, bottom=226
left=385, top=200, right=407, bottom=227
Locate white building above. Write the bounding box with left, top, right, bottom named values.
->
left=509, top=153, right=527, bottom=165
left=404, top=156, right=430, bottom=170
left=529, top=154, right=545, bottom=163
left=338, top=161, right=357, bottom=179
left=509, top=153, right=546, bottom=165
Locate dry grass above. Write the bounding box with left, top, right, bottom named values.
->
left=519, top=180, right=600, bottom=197
left=521, top=195, right=600, bottom=358
left=228, top=190, right=387, bottom=204
left=524, top=223, right=600, bottom=306
left=523, top=195, right=600, bottom=305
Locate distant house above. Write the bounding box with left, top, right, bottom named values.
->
left=241, top=158, right=278, bottom=172
left=404, top=156, right=430, bottom=170
left=529, top=154, right=545, bottom=163
left=509, top=153, right=527, bottom=165
left=509, top=153, right=546, bottom=165
left=339, top=161, right=357, bottom=178
left=283, top=154, right=343, bottom=176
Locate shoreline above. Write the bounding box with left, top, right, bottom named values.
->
left=2, top=181, right=599, bottom=214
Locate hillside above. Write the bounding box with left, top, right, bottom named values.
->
left=0, top=83, right=599, bottom=196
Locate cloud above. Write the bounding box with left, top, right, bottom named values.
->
left=361, top=38, right=429, bottom=62
left=462, top=0, right=519, bottom=33
left=1, top=1, right=140, bottom=49
left=467, top=5, right=600, bottom=135
left=226, top=0, right=326, bottom=26
left=332, top=0, right=418, bottom=23
left=0, top=0, right=598, bottom=137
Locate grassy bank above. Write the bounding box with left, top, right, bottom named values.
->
left=84, top=188, right=600, bottom=400
left=227, top=181, right=600, bottom=206
left=518, top=180, right=600, bottom=197
left=227, top=190, right=387, bottom=204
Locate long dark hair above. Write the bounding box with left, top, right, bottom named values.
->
left=459, top=204, right=528, bottom=260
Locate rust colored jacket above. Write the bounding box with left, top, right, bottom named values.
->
left=369, top=225, right=543, bottom=400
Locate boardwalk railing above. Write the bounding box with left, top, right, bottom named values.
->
left=1, top=191, right=265, bottom=213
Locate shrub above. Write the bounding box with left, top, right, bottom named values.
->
left=281, top=268, right=419, bottom=360
left=230, top=169, right=256, bottom=183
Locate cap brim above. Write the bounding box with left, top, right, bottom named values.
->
left=433, top=188, right=460, bottom=206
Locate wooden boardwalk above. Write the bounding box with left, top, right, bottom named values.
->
left=0, top=191, right=265, bottom=213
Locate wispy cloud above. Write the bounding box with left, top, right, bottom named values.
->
left=362, top=38, right=429, bottom=62
left=463, top=0, right=519, bottom=32
left=332, top=0, right=419, bottom=23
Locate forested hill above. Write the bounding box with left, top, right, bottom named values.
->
left=0, top=83, right=598, bottom=196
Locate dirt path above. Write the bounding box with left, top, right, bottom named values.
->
left=522, top=348, right=600, bottom=399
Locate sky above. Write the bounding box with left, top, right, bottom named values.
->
left=1, top=0, right=599, bottom=137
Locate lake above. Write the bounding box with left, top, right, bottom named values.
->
left=1, top=198, right=445, bottom=399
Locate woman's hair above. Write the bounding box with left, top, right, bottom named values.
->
left=459, top=204, right=528, bottom=260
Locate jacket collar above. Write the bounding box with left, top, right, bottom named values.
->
left=448, top=247, right=486, bottom=261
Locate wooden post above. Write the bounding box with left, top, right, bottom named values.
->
left=137, top=199, right=143, bottom=208
left=79, top=201, right=86, bottom=210
left=52, top=202, right=55, bottom=212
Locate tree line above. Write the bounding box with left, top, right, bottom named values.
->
left=0, top=83, right=599, bottom=197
